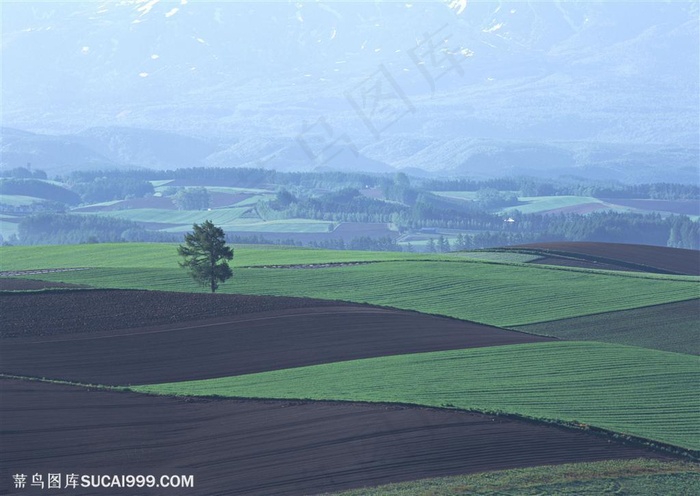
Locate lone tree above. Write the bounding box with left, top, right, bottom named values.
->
left=178, top=220, right=233, bottom=293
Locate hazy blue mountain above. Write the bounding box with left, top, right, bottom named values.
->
left=74, top=127, right=221, bottom=169
left=1, top=1, right=698, bottom=181
left=0, top=127, right=116, bottom=173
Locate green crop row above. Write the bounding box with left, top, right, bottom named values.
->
left=0, top=243, right=432, bottom=269
left=2, top=244, right=697, bottom=328
left=500, top=195, right=613, bottom=214
left=133, top=342, right=700, bottom=450
left=79, top=207, right=251, bottom=225
left=236, top=262, right=698, bottom=327
left=516, top=300, right=700, bottom=355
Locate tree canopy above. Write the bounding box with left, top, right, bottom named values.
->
left=177, top=221, right=233, bottom=292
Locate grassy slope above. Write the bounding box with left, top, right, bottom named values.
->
left=79, top=207, right=250, bottom=225
left=0, top=243, right=423, bottom=269
left=232, top=263, right=698, bottom=327
left=133, top=341, right=700, bottom=450
left=0, top=220, right=19, bottom=237
left=325, top=459, right=700, bottom=496
left=501, top=196, right=614, bottom=214
left=0, top=195, right=44, bottom=206
left=516, top=300, right=700, bottom=355
left=1, top=244, right=697, bottom=328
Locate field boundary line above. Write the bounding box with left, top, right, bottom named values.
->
left=508, top=297, right=700, bottom=330
left=2, top=373, right=697, bottom=462
left=0, top=306, right=406, bottom=343
left=0, top=267, right=91, bottom=277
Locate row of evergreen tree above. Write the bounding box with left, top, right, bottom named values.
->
left=9, top=209, right=698, bottom=250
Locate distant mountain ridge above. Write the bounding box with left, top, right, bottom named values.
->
left=1, top=1, right=697, bottom=181
left=2, top=126, right=697, bottom=183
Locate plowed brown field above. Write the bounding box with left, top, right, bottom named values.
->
left=0, top=278, right=89, bottom=291
left=511, top=242, right=700, bottom=275
left=2, top=288, right=684, bottom=495
left=0, top=379, right=674, bottom=496
left=0, top=290, right=551, bottom=385
left=0, top=289, right=346, bottom=339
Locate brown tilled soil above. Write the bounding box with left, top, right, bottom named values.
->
left=511, top=242, right=700, bottom=275
left=0, top=379, right=674, bottom=496
left=0, top=278, right=90, bottom=291
left=529, top=256, right=646, bottom=272
left=600, top=198, right=700, bottom=216
left=515, top=299, right=700, bottom=355
left=0, top=291, right=551, bottom=385
left=0, top=290, right=346, bottom=339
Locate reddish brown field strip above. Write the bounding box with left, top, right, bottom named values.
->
left=0, top=379, right=674, bottom=496
left=0, top=289, right=349, bottom=339
left=512, top=242, right=700, bottom=275
left=0, top=278, right=90, bottom=291
left=599, top=198, right=700, bottom=216
left=515, top=299, right=700, bottom=354
left=0, top=292, right=551, bottom=386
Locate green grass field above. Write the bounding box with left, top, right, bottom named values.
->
left=229, top=194, right=274, bottom=207
left=445, top=251, right=542, bottom=263
left=431, top=191, right=482, bottom=201
left=200, top=218, right=334, bottom=233
left=326, top=459, right=700, bottom=496
left=80, top=207, right=251, bottom=226
left=0, top=243, right=422, bottom=269
left=516, top=300, right=700, bottom=355
left=75, top=200, right=123, bottom=209
left=501, top=196, right=615, bottom=214
left=1, top=244, right=697, bottom=328
left=0, top=194, right=44, bottom=207
left=196, top=186, right=273, bottom=195
left=3, top=241, right=699, bottom=491
left=0, top=220, right=19, bottom=238
left=133, top=341, right=700, bottom=450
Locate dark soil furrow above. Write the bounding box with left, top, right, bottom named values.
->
left=0, top=290, right=551, bottom=385
left=0, top=379, right=675, bottom=496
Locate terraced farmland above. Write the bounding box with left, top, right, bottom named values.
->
left=1, top=244, right=697, bottom=330
left=0, top=243, right=421, bottom=269
left=1, top=241, right=698, bottom=494
left=507, top=241, right=700, bottom=276
left=134, top=341, right=700, bottom=450
left=80, top=206, right=251, bottom=226
left=2, top=379, right=674, bottom=496
left=516, top=299, right=700, bottom=355
left=1, top=290, right=552, bottom=385
left=234, top=262, right=699, bottom=327
left=500, top=196, right=623, bottom=214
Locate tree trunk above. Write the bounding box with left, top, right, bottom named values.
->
left=210, top=248, right=216, bottom=293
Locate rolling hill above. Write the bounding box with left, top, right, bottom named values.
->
left=1, top=241, right=698, bottom=494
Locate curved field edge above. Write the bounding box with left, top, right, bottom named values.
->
left=2, top=249, right=698, bottom=329
left=323, top=459, right=700, bottom=496
left=0, top=243, right=443, bottom=270
left=514, top=299, right=700, bottom=355
left=500, top=242, right=700, bottom=276
left=0, top=293, right=550, bottom=385
left=2, top=377, right=682, bottom=496
left=132, top=342, right=700, bottom=451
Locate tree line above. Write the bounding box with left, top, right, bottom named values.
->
left=9, top=209, right=698, bottom=250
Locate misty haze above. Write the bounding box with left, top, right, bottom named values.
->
left=1, top=2, right=699, bottom=496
